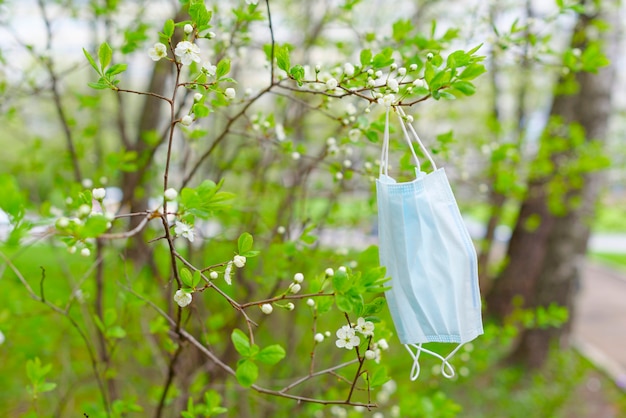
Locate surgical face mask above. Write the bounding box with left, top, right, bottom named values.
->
left=376, top=107, right=483, bottom=380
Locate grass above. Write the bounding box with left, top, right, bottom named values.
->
left=590, top=252, right=626, bottom=271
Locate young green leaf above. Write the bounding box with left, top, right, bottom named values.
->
left=235, top=359, right=258, bottom=387
left=163, top=19, right=175, bottom=38
left=83, top=48, right=101, bottom=74
left=98, top=42, right=113, bottom=70
left=180, top=267, right=193, bottom=287
left=256, top=345, right=286, bottom=365
left=231, top=329, right=251, bottom=357
left=238, top=232, right=253, bottom=254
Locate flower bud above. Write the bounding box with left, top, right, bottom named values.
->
left=209, top=271, right=218, bottom=279
left=92, top=188, right=106, bottom=200
left=306, top=298, right=315, bottom=307
left=293, top=273, right=304, bottom=283
left=289, top=283, right=301, bottom=294
left=181, top=115, right=194, bottom=126
left=261, top=303, right=273, bottom=314
left=314, top=333, right=324, bottom=343
left=365, top=350, right=376, bottom=360
left=233, top=255, right=246, bottom=268
left=164, top=188, right=178, bottom=201
left=184, top=24, right=193, bottom=34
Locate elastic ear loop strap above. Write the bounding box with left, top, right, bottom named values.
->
left=404, top=343, right=465, bottom=380
left=396, top=106, right=438, bottom=171
left=396, top=108, right=422, bottom=172
left=380, top=107, right=390, bottom=177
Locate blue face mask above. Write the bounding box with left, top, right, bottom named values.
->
left=376, top=107, right=483, bottom=380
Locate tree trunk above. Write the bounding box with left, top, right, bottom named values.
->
left=487, top=1, right=618, bottom=367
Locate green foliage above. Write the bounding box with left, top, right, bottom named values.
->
left=83, top=42, right=127, bottom=90
left=231, top=329, right=285, bottom=387
left=179, top=180, right=235, bottom=220
left=25, top=357, right=57, bottom=399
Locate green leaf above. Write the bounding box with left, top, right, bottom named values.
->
left=0, top=174, right=26, bottom=221
left=180, top=267, right=193, bottom=287
left=276, top=45, right=291, bottom=72
left=332, top=269, right=350, bottom=292
left=231, top=329, right=251, bottom=357
left=104, top=308, right=117, bottom=327
left=335, top=293, right=353, bottom=312
left=289, top=65, right=305, bottom=85
left=88, top=81, right=108, bottom=90
left=360, top=49, right=372, bottom=67
left=216, top=58, right=231, bottom=79
left=372, top=47, right=394, bottom=69
left=369, top=365, right=390, bottom=388
left=238, top=232, right=253, bottom=254
left=192, top=103, right=210, bottom=118
left=446, top=50, right=470, bottom=69
left=39, top=382, right=57, bottom=393
left=105, top=63, right=127, bottom=77
left=80, top=215, right=109, bottom=238
left=83, top=48, right=101, bottom=74
left=163, top=19, right=175, bottom=38
left=451, top=80, right=476, bottom=95
left=362, top=297, right=386, bottom=316
left=235, top=359, right=258, bottom=387
left=459, top=63, right=486, bottom=80
left=192, top=270, right=202, bottom=288
left=189, top=1, right=212, bottom=27
left=256, top=345, right=286, bottom=365
left=98, top=42, right=113, bottom=70
left=107, top=325, right=127, bottom=339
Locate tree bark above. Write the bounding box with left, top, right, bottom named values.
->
left=487, top=1, right=619, bottom=367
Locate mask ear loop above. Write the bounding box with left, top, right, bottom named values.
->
left=395, top=107, right=421, bottom=172
left=379, top=106, right=390, bottom=177
left=405, top=343, right=465, bottom=380
left=396, top=107, right=438, bottom=171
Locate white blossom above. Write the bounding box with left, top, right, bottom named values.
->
left=181, top=115, right=194, bottom=126
left=348, top=129, right=360, bottom=142
left=175, top=41, right=202, bottom=66
left=314, top=333, right=324, bottom=343
left=375, top=70, right=383, bottom=78
left=286, top=302, right=295, bottom=311
left=377, top=338, right=389, bottom=351
left=343, top=160, right=352, bottom=168
left=338, top=266, right=347, bottom=273
left=343, top=63, right=355, bottom=77
left=306, top=298, right=315, bottom=307
left=326, top=137, right=336, bottom=146
left=390, top=63, right=397, bottom=71
left=261, top=303, right=273, bottom=314
left=224, top=261, right=233, bottom=285
left=0, top=330, right=5, bottom=345
left=81, top=248, right=91, bottom=257
left=387, top=78, right=399, bottom=93
left=355, top=317, right=375, bottom=336
left=291, top=152, right=301, bottom=160
left=92, top=188, right=106, bottom=200
left=194, top=93, right=203, bottom=102
left=225, top=88, right=236, bottom=100
left=325, top=268, right=334, bottom=277
left=289, top=283, right=301, bottom=294
left=409, top=63, right=418, bottom=71
left=335, top=325, right=360, bottom=350
left=335, top=172, right=343, bottom=180
left=68, top=246, right=77, bottom=254
left=413, top=78, right=427, bottom=89
left=398, top=67, right=407, bottom=76
left=148, top=43, right=168, bottom=61
left=324, top=331, right=331, bottom=337
left=378, top=94, right=396, bottom=108
left=175, top=221, right=195, bottom=242
left=277, top=225, right=286, bottom=234
left=233, top=255, right=246, bottom=268
left=57, top=217, right=70, bottom=228
left=209, top=271, right=218, bottom=280
left=174, top=289, right=192, bottom=307
left=275, top=123, right=286, bottom=141
left=365, top=349, right=377, bottom=360
left=203, top=61, right=217, bottom=76
left=78, top=204, right=91, bottom=217
left=293, top=272, right=304, bottom=283
left=325, top=78, right=338, bottom=90
left=184, top=24, right=193, bottom=34
left=164, top=188, right=178, bottom=201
